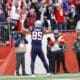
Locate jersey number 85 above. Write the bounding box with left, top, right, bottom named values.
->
left=32, top=31, right=43, bottom=40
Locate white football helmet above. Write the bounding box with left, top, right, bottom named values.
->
left=35, top=20, right=42, bottom=27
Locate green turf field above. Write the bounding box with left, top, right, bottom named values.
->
left=0, top=73, right=80, bottom=80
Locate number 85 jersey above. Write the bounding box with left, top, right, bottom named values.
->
left=31, top=27, right=44, bottom=46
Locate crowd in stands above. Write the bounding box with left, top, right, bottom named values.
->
left=0, top=0, right=80, bottom=75
left=0, top=0, right=80, bottom=32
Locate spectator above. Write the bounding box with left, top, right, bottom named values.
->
left=44, top=5, right=53, bottom=20
left=76, top=17, right=80, bottom=32
left=54, top=4, right=67, bottom=30
left=76, top=0, right=80, bottom=16
left=20, top=8, right=27, bottom=28
left=7, top=17, right=16, bottom=32
left=62, top=0, right=72, bottom=13
left=24, top=8, right=37, bottom=30
left=39, top=3, right=47, bottom=21
left=0, top=4, right=7, bottom=22
left=42, top=15, right=51, bottom=31
left=36, top=0, right=42, bottom=10
left=66, top=5, right=76, bottom=30
left=75, top=0, right=80, bottom=25
left=44, top=5, right=57, bottom=30
left=14, top=0, right=27, bottom=9
left=10, top=1, right=20, bottom=31
left=38, top=4, right=51, bottom=31
left=14, top=32, right=28, bottom=75
left=6, top=0, right=14, bottom=17
left=1, top=0, right=7, bottom=12
left=0, top=23, right=10, bottom=45
left=0, top=4, right=7, bottom=44
left=72, top=0, right=78, bottom=6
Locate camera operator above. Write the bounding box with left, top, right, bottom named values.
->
left=13, top=31, right=28, bottom=75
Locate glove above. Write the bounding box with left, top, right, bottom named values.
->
left=59, top=39, right=65, bottom=46
left=49, top=40, right=55, bottom=47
